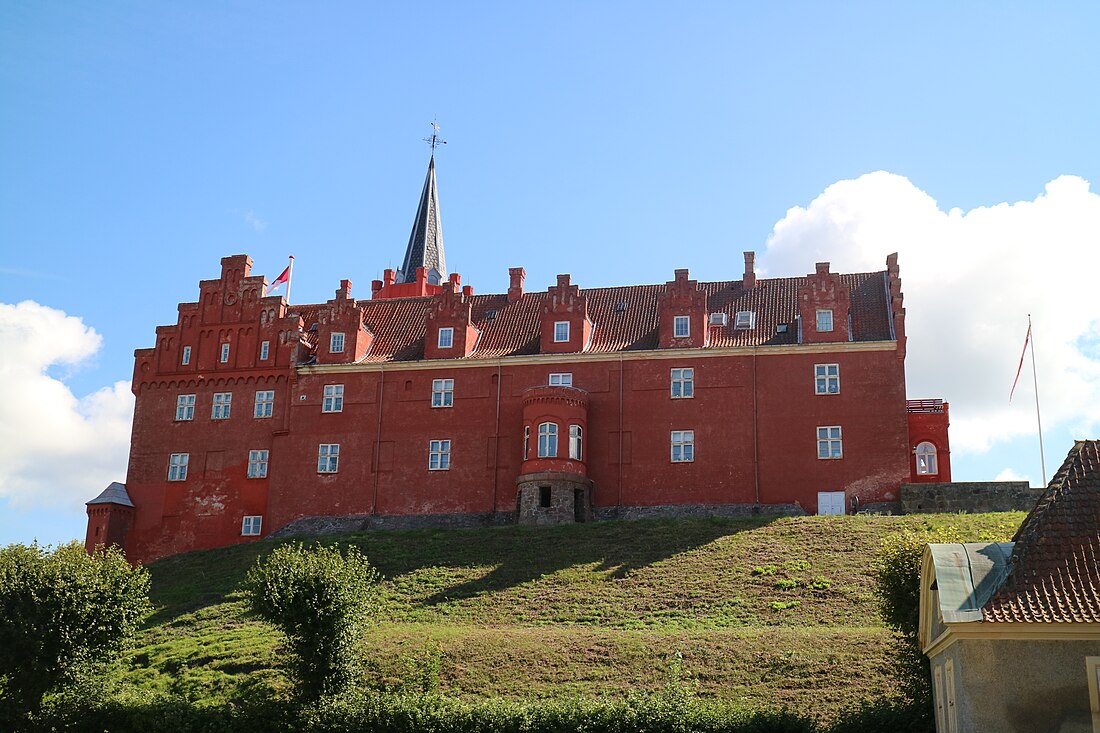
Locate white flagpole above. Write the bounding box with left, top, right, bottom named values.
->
left=285, top=255, right=295, bottom=305
left=1028, top=313, right=1047, bottom=486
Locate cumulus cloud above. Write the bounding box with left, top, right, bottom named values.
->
left=763, top=172, right=1100, bottom=454
left=0, top=301, right=133, bottom=510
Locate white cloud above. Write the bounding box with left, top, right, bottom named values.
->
left=0, top=301, right=133, bottom=510
left=994, top=467, right=1029, bottom=483
left=245, top=210, right=267, bottom=232
left=763, top=172, right=1100, bottom=455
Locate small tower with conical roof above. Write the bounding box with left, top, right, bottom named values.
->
left=84, top=482, right=135, bottom=554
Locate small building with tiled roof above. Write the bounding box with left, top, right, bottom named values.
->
left=86, top=152, right=953, bottom=563
left=919, top=440, right=1100, bottom=733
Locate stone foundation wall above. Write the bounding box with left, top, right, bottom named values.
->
left=516, top=471, right=593, bottom=526
left=271, top=511, right=516, bottom=538
left=594, top=503, right=805, bottom=521
left=900, top=482, right=1043, bottom=514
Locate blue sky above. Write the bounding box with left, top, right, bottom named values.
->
left=2, top=2, right=1099, bottom=548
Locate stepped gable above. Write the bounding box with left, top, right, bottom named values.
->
left=983, top=440, right=1100, bottom=623
left=287, top=269, right=893, bottom=363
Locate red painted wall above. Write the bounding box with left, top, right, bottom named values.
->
left=103, top=254, right=934, bottom=564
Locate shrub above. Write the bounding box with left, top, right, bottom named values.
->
left=243, top=543, right=381, bottom=701
left=0, top=542, right=151, bottom=725
left=873, top=523, right=1016, bottom=714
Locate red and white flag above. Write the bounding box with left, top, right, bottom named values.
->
left=264, top=256, right=294, bottom=298
left=1009, top=321, right=1031, bottom=403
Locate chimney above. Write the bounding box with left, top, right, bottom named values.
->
left=816, top=262, right=830, bottom=275
left=743, top=252, right=756, bottom=289
left=674, top=268, right=689, bottom=284
left=462, top=285, right=473, bottom=297
left=508, top=267, right=526, bottom=302
left=383, top=269, right=396, bottom=286
left=449, top=272, right=462, bottom=287
left=335, top=279, right=352, bottom=301
left=557, top=274, right=571, bottom=288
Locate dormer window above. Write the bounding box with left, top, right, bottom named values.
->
left=330, top=332, right=345, bottom=353
left=816, top=309, right=834, bottom=332
left=673, top=316, right=690, bottom=338
left=554, top=321, right=570, bottom=343
left=734, top=311, right=756, bottom=330
left=438, top=327, right=454, bottom=349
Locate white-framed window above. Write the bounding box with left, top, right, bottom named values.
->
left=167, top=453, right=189, bottom=481
left=523, top=426, right=530, bottom=459
left=734, top=311, right=755, bottom=330
left=817, top=426, right=843, bottom=459
left=944, top=658, right=957, bottom=733
left=673, top=315, right=690, bottom=338
left=247, top=450, right=269, bottom=478
left=330, top=332, right=345, bottom=353
left=933, top=664, right=946, bottom=733
left=322, top=384, right=344, bottom=413
left=254, top=390, right=274, bottom=418
left=1085, top=657, right=1100, bottom=733
left=815, top=364, right=840, bottom=395
left=175, top=394, right=196, bottom=421
left=538, top=422, right=558, bottom=458
left=212, top=392, right=232, bottom=420
left=317, top=443, right=340, bottom=473
left=260, top=340, right=270, bottom=361
left=916, top=442, right=938, bottom=475
left=181, top=345, right=191, bottom=365
left=220, top=343, right=231, bottom=363
left=549, top=372, right=572, bottom=386
left=671, top=430, right=695, bottom=463
left=438, top=327, right=454, bottom=349
left=816, top=309, right=834, bottom=332
left=431, top=378, right=454, bottom=407
left=554, top=321, right=570, bottom=343
left=241, top=515, right=262, bottom=536
left=671, top=367, right=694, bottom=398
left=429, top=439, right=451, bottom=470
left=569, top=425, right=583, bottom=460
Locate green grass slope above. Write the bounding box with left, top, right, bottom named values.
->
left=125, top=513, right=1023, bottom=721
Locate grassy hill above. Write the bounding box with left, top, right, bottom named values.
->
left=124, top=513, right=1023, bottom=722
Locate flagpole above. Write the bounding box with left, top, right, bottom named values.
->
left=1020, top=310, right=1047, bottom=482
left=285, top=255, right=295, bottom=305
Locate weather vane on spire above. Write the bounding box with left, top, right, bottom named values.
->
left=423, top=120, right=447, bottom=153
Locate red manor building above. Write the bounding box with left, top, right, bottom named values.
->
left=86, top=156, right=951, bottom=563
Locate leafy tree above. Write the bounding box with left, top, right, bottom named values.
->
left=873, top=521, right=1018, bottom=724
left=244, top=543, right=381, bottom=700
left=0, top=541, right=151, bottom=723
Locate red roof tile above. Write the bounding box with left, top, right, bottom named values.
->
left=291, top=270, right=894, bottom=363
left=983, top=440, right=1100, bottom=623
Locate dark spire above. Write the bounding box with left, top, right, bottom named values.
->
left=396, top=144, right=446, bottom=285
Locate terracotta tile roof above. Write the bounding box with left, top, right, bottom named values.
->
left=982, top=440, right=1100, bottom=623
left=291, top=270, right=894, bottom=363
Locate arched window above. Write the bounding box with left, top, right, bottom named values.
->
left=915, top=442, right=938, bottom=475
left=569, top=425, right=583, bottom=460
left=538, top=422, right=558, bottom=458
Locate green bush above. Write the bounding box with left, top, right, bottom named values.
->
left=243, top=543, right=381, bottom=701
left=0, top=541, right=151, bottom=724
left=872, top=523, right=1017, bottom=716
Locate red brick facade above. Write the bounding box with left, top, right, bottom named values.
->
left=87, top=252, right=950, bottom=563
